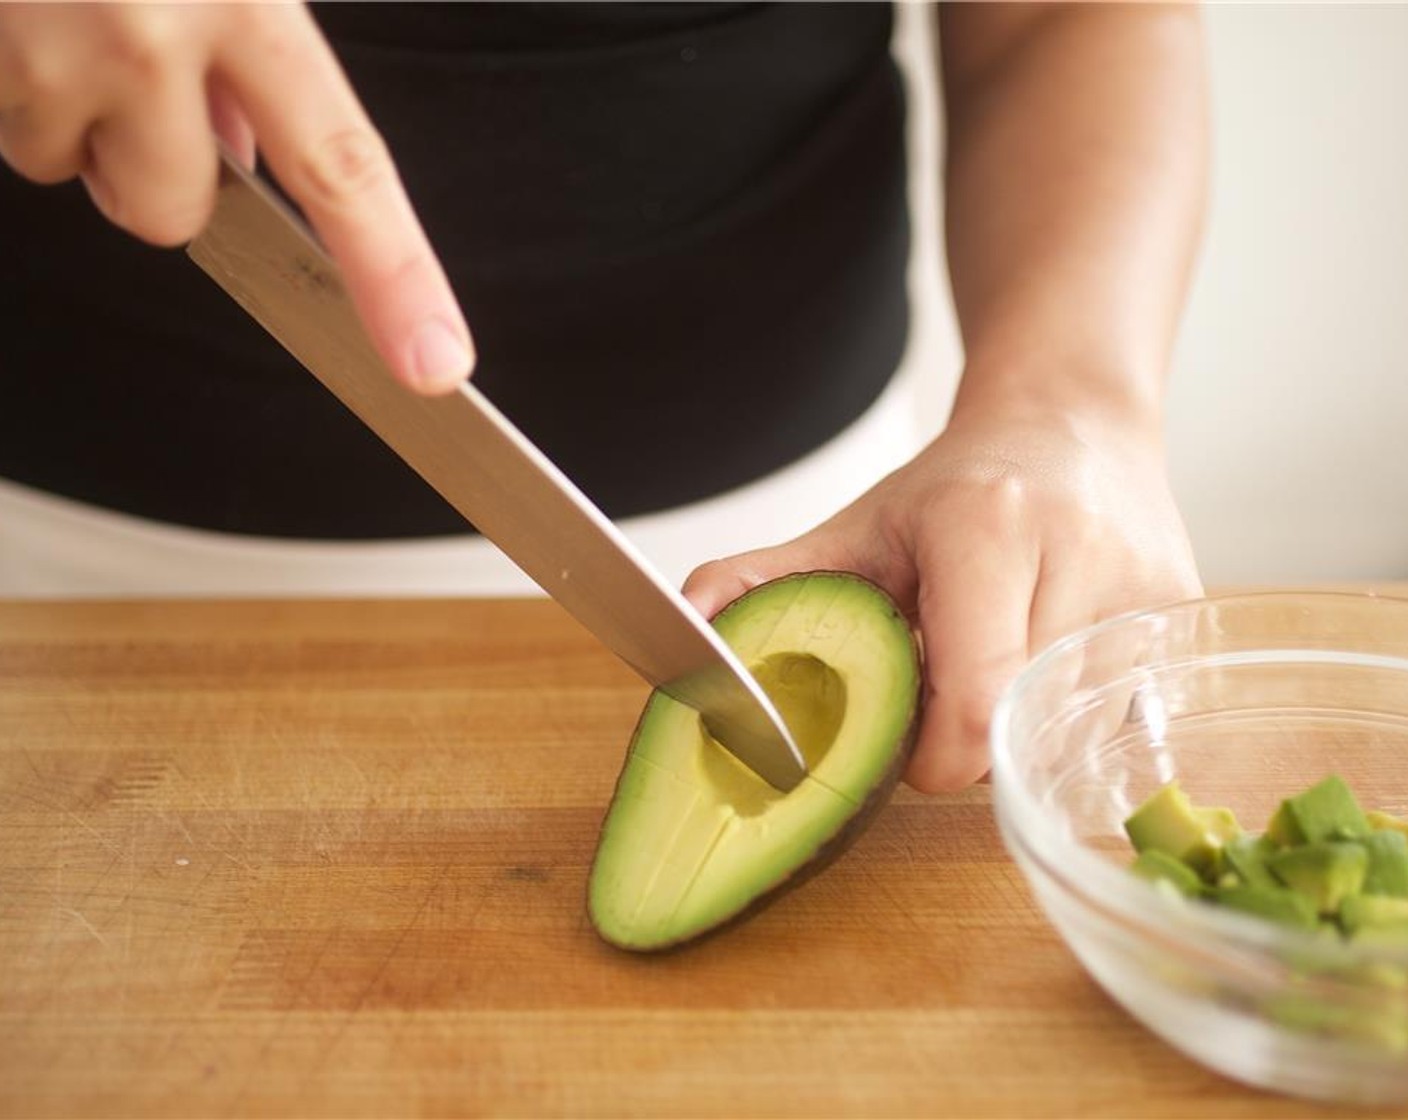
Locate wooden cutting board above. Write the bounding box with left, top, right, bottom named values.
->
left=0, top=596, right=1390, bottom=1118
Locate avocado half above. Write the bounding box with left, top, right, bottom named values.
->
left=588, top=570, right=922, bottom=951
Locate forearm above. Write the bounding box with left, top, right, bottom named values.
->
left=937, top=2, right=1209, bottom=435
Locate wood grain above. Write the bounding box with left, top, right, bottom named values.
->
left=0, top=595, right=1401, bottom=1119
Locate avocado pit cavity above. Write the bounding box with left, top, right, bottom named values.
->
left=698, top=652, right=846, bottom=816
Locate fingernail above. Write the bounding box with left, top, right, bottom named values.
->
left=408, top=317, right=473, bottom=391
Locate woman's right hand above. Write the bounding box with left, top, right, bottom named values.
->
left=0, top=3, right=473, bottom=393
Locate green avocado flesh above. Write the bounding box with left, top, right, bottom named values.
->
left=1122, top=776, right=1408, bottom=1052
left=1122, top=775, right=1407, bottom=933
left=1124, top=781, right=1241, bottom=874
left=1266, top=842, right=1369, bottom=916
left=1130, top=849, right=1203, bottom=895
left=1275, top=774, right=1371, bottom=845
left=588, top=571, right=921, bottom=951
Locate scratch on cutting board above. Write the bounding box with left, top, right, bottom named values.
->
left=176, top=762, right=262, bottom=871
left=57, top=907, right=111, bottom=948
left=220, top=850, right=256, bottom=873
left=154, top=805, right=253, bottom=873
left=157, top=808, right=198, bottom=847
left=226, top=863, right=451, bottom=1112
left=20, top=746, right=45, bottom=786
left=125, top=824, right=137, bottom=982
left=44, top=851, right=120, bottom=954
left=221, top=926, right=337, bottom=1113
left=295, top=861, right=453, bottom=1099
left=14, top=786, right=125, bottom=858
left=862, top=865, right=926, bottom=936
left=62, top=809, right=124, bottom=857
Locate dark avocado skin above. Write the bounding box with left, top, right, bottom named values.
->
left=587, top=570, right=923, bottom=953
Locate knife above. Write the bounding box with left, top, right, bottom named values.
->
left=186, top=152, right=806, bottom=791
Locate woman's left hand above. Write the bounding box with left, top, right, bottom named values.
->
left=683, top=392, right=1202, bottom=793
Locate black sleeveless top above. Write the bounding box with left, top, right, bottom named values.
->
left=0, top=2, right=909, bottom=538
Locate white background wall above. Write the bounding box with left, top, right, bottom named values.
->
left=900, top=3, right=1408, bottom=587
left=1167, top=4, right=1408, bottom=583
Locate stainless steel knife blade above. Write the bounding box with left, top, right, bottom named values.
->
left=186, top=152, right=806, bottom=791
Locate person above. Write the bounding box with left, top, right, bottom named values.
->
left=0, top=2, right=1206, bottom=793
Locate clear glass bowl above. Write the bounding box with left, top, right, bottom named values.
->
left=991, top=591, right=1408, bottom=1105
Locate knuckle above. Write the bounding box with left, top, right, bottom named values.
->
left=7, top=47, right=64, bottom=101
left=919, top=468, right=1032, bottom=538
left=981, top=471, right=1030, bottom=520
left=293, top=126, right=392, bottom=212
left=109, top=10, right=182, bottom=83
left=931, top=671, right=1009, bottom=758
left=955, top=686, right=1000, bottom=755
left=241, top=3, right=310, bottom=61
left=1056, top=503, right=1103, bottom=555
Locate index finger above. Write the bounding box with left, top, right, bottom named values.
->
left=908, top=527, right=1038, bottom=793
left=214, top=4, right=473, bottom=394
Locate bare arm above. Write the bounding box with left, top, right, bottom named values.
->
left=939, top=2, right=1208, bottom=433
left=687, top=3, right=1210, bottom=791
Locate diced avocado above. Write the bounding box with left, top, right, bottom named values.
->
left=1337, top=955, right=1408, bottom=992
left=1124, top=782, right=1238, bottom=875
left=1352, top=926, right=1408, bottom=958
left=1130, top=849, right=1203, bottom=896
left=1362, top=829, right=1408, bottom=898
left=1265, top=994, right=1408, bottom=1053
left=588, top=572, right=921, bottom=951
left=1264, top=992, right=1339, bottom=1034
left=1368, top=809, right=1408, bottom=838
left=1268, top=841, right=1369, bottom=915
left=1216, top=884, right=1319, bottom=930
left=1195, top=806, right=1242, bottom=883
left=1123, top=777, right=1408, bottom=970
left=1223, top=833, right=1280, bottom=889
left=1266, top=800, right=1305, bottom=847
left=1198, top=811, right=1242, bottom=881
left=1196, top=805, right=1243, bottom=842
left=1279, top=774, right=1371, bottom=844
left=1340, top=1011, right=1408, bottom=1054
left=1341, top=894, right=1408, bottom=935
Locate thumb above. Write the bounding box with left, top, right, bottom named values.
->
left=682, top=528, right=863, bottom=621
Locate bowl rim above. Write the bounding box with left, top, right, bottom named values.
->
left=989, top=588, right=1408, bottom=968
